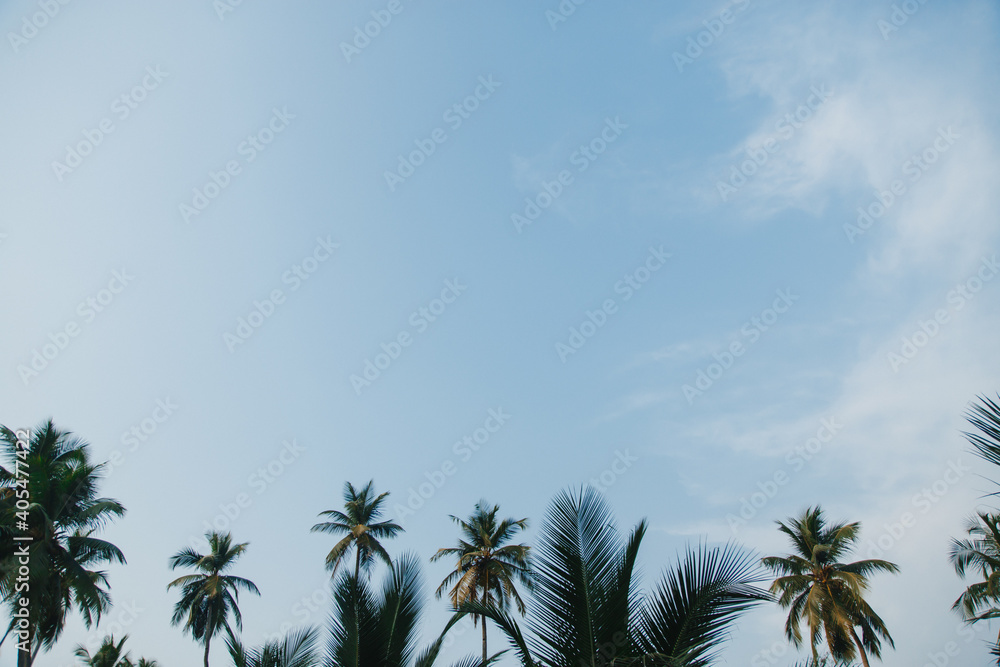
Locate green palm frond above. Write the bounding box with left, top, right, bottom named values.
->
left=637, top=542, right=770, bottom=667
left=764, top=506, right=898, bottom=665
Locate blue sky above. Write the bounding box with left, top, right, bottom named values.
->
left=3, top=0, right=1000, bottom=665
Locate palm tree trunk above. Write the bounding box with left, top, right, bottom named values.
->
left=355, top=546, right=361, bottom=581
left=850, top=628, right=871, bottom=667
left=482, top=569, right=489, bottom=666
left=204, top=630, right=212, bottom=667
left=482, top=617, right=488, bottom=666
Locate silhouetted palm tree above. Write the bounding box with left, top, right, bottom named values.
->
left=311, top=480, right=403, bottom=580
left=0, top=421, right=126, bottom=667
left=326, top=552, right=487, bottom=666
left=763, top=507, right=899, bottom=667
left=430, top=500, right=531, bottom=665
left=167, top=531, right=260, bottom=667
left=950, top=511, right=1000, bottom=662
left=226, top=625, right=320, bottom=667
left=73, top=634, right=159, bottom=666
left=439, top=487, right=767, bottom=666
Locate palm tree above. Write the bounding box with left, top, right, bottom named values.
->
left=962, top=394, right=1000, bottom=470
left=436, top=487, right=767, bottom=666
left=762, top=507, right=899, bottom=667
left=73, top=634, right=159, bottom=666
left=430, top=500, right=532, bottom=666
left=948, top=394, right=1000, bottom=662
left=167, top=531, right=260, bottom=667
left=949, top=511, right=1000, bottom=661
left=311, top=480, right=403, bottom=580
left=0, top=421, right=126, bottom=667
left=326, top=552, right=487, bottom=667
left=225, top=625, right=320, bottom=667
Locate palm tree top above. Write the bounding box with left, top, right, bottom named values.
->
left=310, top=479, right=403, bottom=578
left=433, top=499, right=529, bottom=555
left=763, top=506, right=899, bottom=667
left=169, top=531, right=250, bottom=575
left=312, top=479, right=398, bottom=529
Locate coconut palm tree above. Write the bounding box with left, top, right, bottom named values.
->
left=73, top=634, right=159, bottom=666
left=225, top=625, right=321, bottom=667
left=430, top=500, right=532, bottom=666
left=437, top=487, right=767, bottom=666
left=167, top=531, right=260, bottom=667
left=949, top=511, right=1000, bottom=661
left=762, top=507, right=899, bottom=667
left=311, top=480, right=403, bottom=580
left=326, top=552, right=488, bottom=667
left=0, top=421, right=126, bottom=667
left=962, top=394, right=1000, bottom=471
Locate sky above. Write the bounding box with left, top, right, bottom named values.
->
left=2, top=0, right=1000, bottom=665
